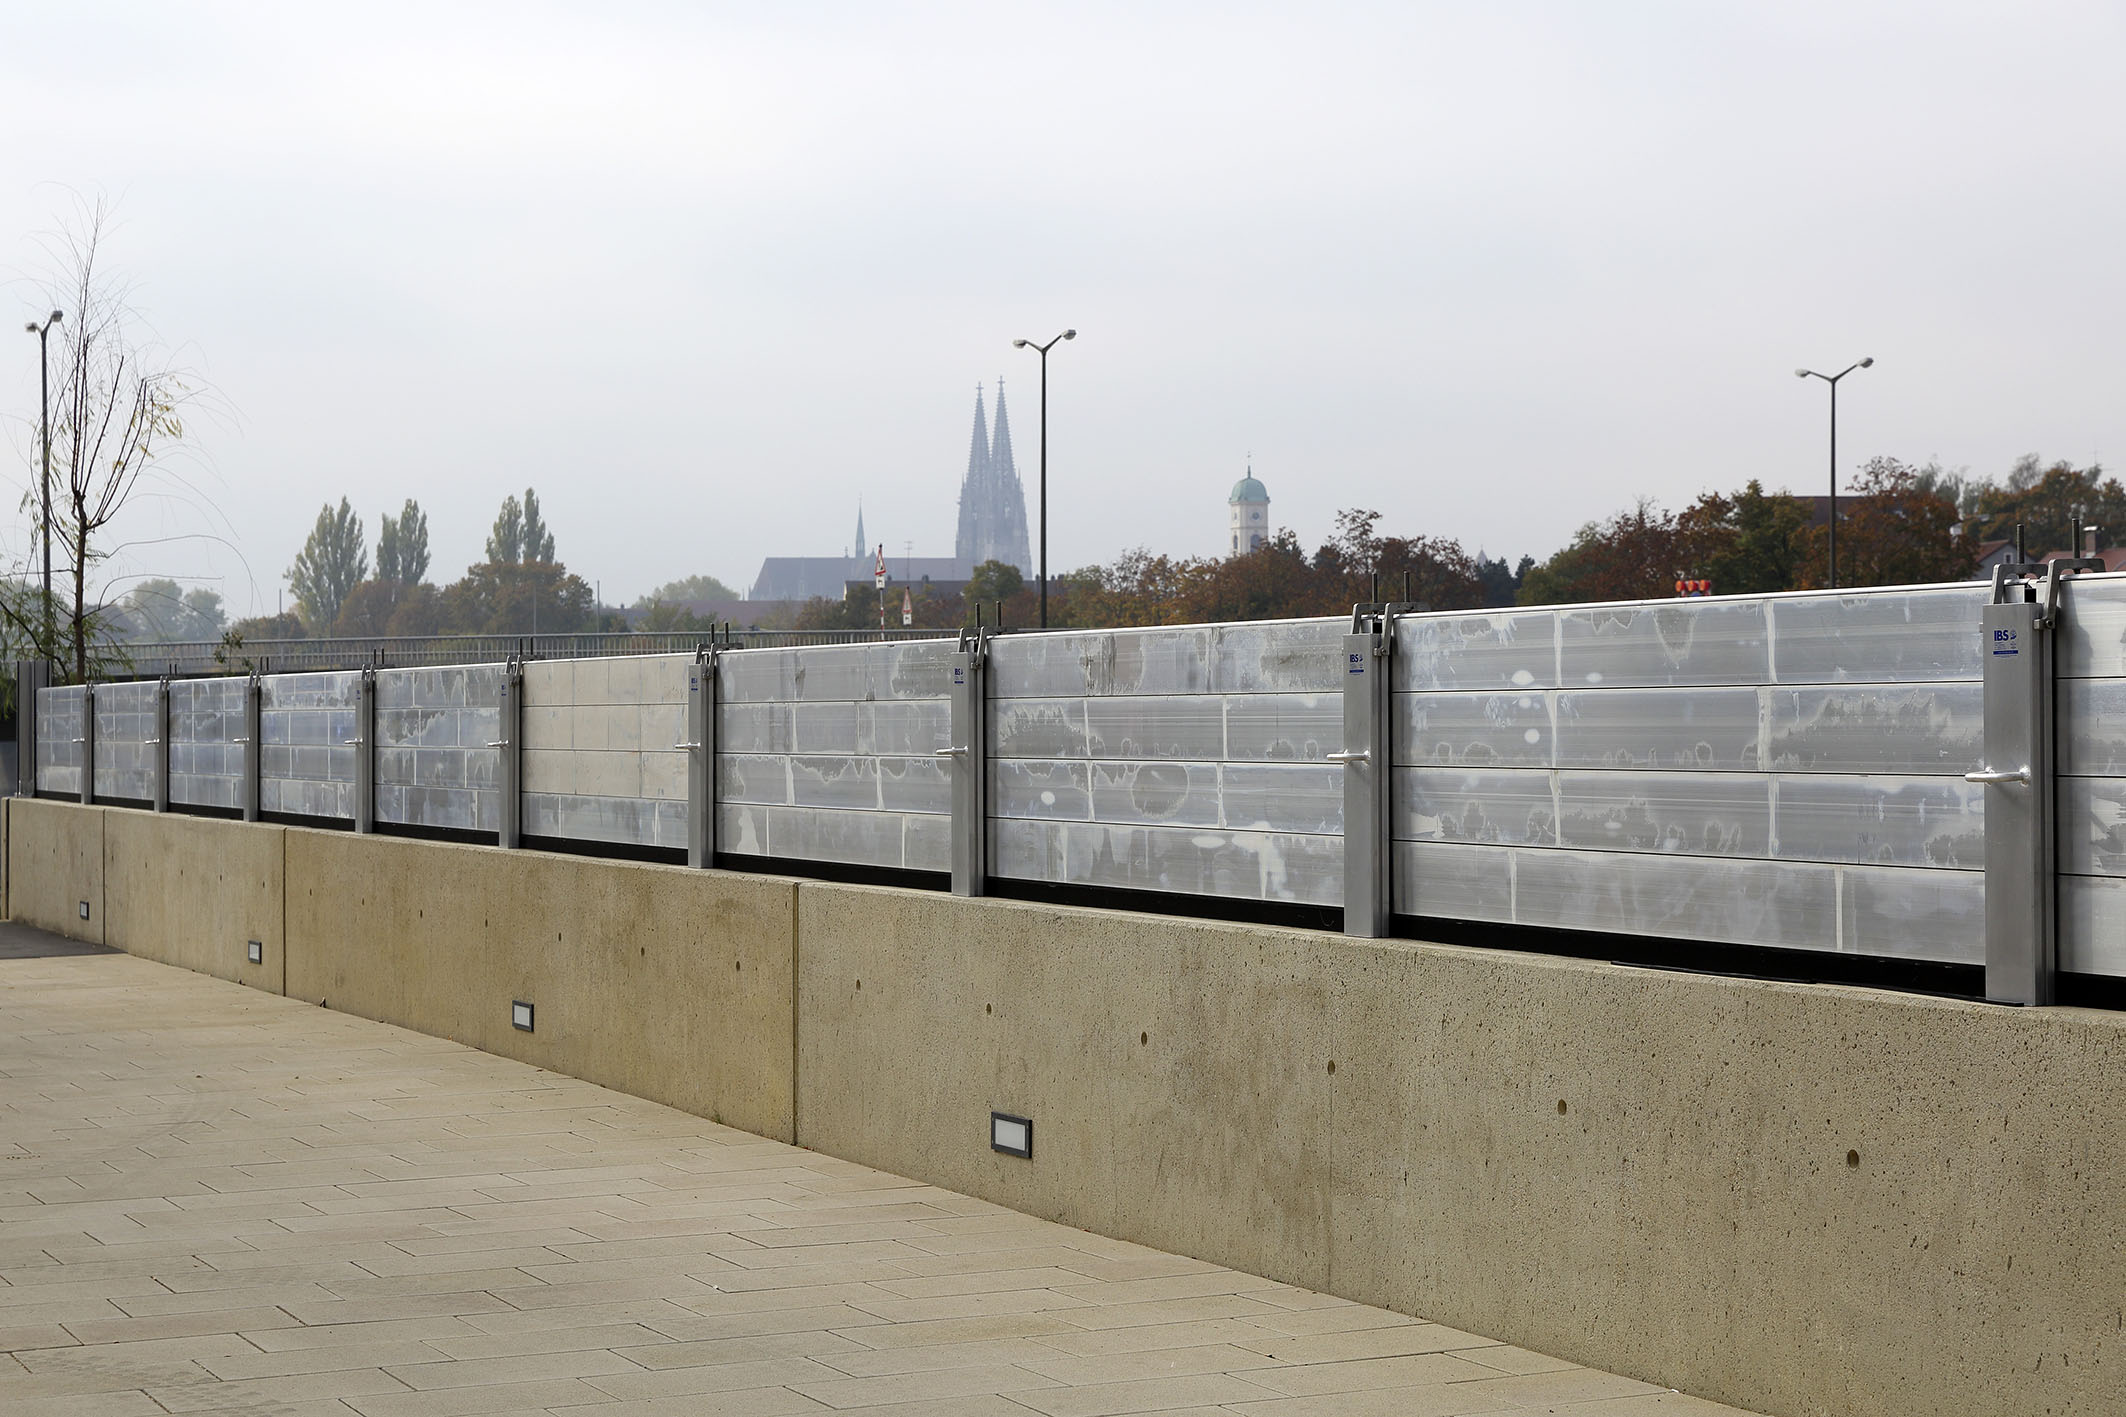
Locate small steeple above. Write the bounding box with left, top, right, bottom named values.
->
left=853, top=499, right=866, bottom=561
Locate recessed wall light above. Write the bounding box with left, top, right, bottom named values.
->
left=247, top=941, right=263, bottom=965
left=990, top=1111, right=1032, bottom=1159
left=511, top=1000, right=535, bottom=1032
left=78, top=901, right=89, bottom=920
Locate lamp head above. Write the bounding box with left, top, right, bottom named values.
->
left=1794, top=369, right=1811, bottom=379
left=1012, top=339, right=1029, bottom=348
left=1063, top=329, right=1076, bottom=340
left=23, top=321, right=36, bottom=334
left=1859, top=356, right=1874, bottom=368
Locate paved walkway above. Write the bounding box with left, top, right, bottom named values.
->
left=0, top=933, right=1755, bottom=1417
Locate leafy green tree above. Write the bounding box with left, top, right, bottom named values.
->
left=287, top=498, right=367, bottom=631
left=636, top=573, right=739, bottom=606
left=522, top=489, right=555, bottom=563
left=1518, top=500, right=1698, bottom=605
left=486, top=494, right=522, bottom=565
left=1682, top=480, right=1815, bottom=595
left=376, top=499, right=430, bottom=585
left=965, top=560, right=1025, bottom=605
left=113, top=578, right=226, bottom=641
left=484, top=488, right=556, bottom=566
left=439, top=560, right=593, bottom=633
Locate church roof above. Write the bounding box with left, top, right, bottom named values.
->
left=1229, top=474, right=1269, bottom=503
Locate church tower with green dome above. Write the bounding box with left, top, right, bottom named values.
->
left=1228, top=465, right=1269, bottom=555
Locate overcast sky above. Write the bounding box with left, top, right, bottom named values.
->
left=3, top=1, right=2123, bottom=616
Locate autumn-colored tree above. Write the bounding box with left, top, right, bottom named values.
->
left=1965, top=456, right=2124, bottom=555
left=1798, top=457, right=1974, bottom=588
left=1518, top=500, right=1706, bottom=605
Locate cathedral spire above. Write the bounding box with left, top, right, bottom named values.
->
left=853, top=499, right=866, bottom=562
left=990, top=377, right=1015, bottom=482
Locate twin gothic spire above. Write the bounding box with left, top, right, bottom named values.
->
left=954, top=382, right=1033, bottom=573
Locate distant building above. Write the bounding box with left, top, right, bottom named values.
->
left=748, top=384, right=1033, bottom=601
left=1229, top=467, right=1270, bottom=555
left=955, top=383, right=1032, bottom=573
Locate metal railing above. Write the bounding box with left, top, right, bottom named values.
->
left=117, top=628, right=956, bottom=676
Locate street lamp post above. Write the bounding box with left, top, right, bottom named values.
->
left=24, top=311, right=62, bottom=655
left=1011, top=328, right=1075, bottom=629
left=1794, top=356, right=1873, bottom=590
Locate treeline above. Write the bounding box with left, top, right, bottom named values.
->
left=230, top=488, right=610, bottom=643
left=792, top=452, right=2116, bottom=631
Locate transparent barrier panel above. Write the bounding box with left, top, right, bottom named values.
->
left=260, top=671, right=358, bottom=819
left=92, top=680, right=158, bottom=802
left=376, top=665, right=503, bottom=833
left=713, top=641, right=951, bottom=870
left=169, top=677, right=245, bottom=809
left=34, top=685, right=84, bottom=795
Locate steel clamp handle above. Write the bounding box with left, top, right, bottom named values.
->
left=1964, top=766, right=2031, bottom=785
left=934, top=746, right=968, bottom=758
left=1325, top=749, right=1370, bottom=765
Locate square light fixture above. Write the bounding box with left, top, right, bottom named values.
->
left=511, top=1000, right=535, bottom=1032
left=990, top=1111, right=1032, bottom=1159
left=78, top=901, right=89, bottom=920
left=247, top=940, right=263, bottom=965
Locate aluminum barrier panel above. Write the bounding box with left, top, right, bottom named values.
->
left=91, top=679, right=159, bottom=803
left=716, top=640, right=955, bottom=872
left=1392, top=586, right=1988, bottom=962
left=260, top=671, right=359, bottom=819
left=523, top=655, right=689, bottom=850
left=2057, top=573, right=2126, bottom=977
left=170, top=677, right=246, bottom=809
left=985, top=621, right=1347, bottom=906
left=34, top=684, right=84, bottom=796
left=376, top=665, right=503, bottom=833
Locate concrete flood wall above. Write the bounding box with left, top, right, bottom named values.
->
left=281, top=832, right=795, bottom=1142
left=8, top=798, right=2125, bottom=1417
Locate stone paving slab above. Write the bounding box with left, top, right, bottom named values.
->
left=0, top=938, right=1763, bottom=1416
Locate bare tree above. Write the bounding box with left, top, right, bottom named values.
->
left=41, top=204, right=197, bottom=681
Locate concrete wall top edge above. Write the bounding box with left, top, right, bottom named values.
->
left=792, top=875, right=2126, bottom=1035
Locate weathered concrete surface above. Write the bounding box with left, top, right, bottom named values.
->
left=283, top=829, right=797, bottom=1142
left=796, top=881, right=2126, bottom=1417
left=795, top=881, right=1340, bottom=1291
left=103, top=809, right=285, bottom=994
left=5, top=798, right=104, bottom=942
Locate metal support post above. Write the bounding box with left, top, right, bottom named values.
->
left=1334, top=604, right=1401, bottom=937
left=240, top=672, right=262, bottom=822
left=1970, top=540, right=2098, bottom=1004
left=151, top=677, right=170, bottom=813
left=15, top=660, right=48, bottom=797
left=683, top=645, right=717, bottom=869
left=351, top=667, right=376, bottom=834
left=942, top=626, right=990, bottom=896
left=78, top=681, right=96, bottom=805
left=495, top=656, right=523, bottom=848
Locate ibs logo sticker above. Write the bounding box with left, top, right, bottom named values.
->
left=1991, top=628, right=2019, bottom=657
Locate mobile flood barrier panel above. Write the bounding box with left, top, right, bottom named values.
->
left=25, top=569, right=2126, bottom=1003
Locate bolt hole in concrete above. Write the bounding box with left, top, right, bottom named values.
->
left=1327, top=1060, right=1336, bottom=1074
left=1848, top=1150, right=1861, bottom=1168
left=985, top=1003, right=992, bottom=1013
left=1559, top=1099, right=1569, bottom=1114
left=1141, top=1031, right=1148, bottom=1045
left=855, top=979, right=861, bottom=990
